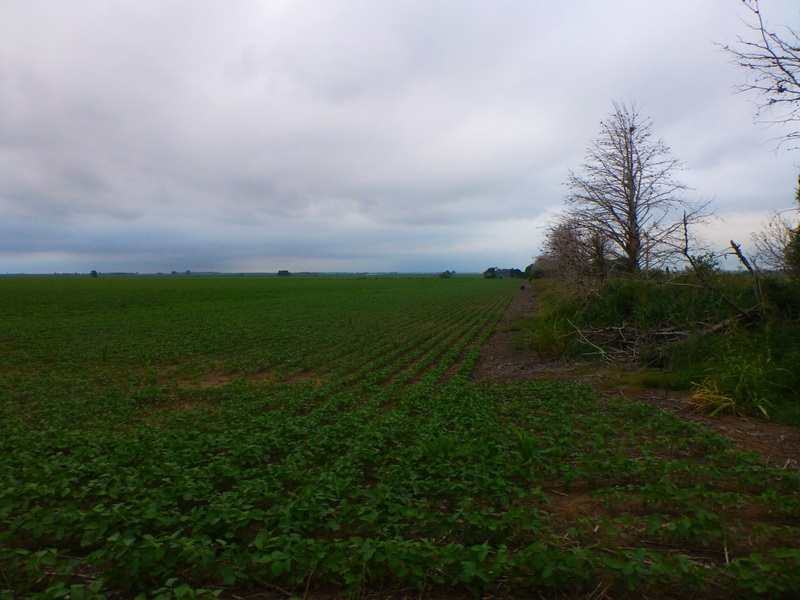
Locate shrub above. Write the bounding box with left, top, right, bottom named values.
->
left=523, top=275, right=799, bottom=421
left=688, top=348, right=786, bottom=417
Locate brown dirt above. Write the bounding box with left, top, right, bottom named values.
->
left=471, top=286, right=800, bottom=471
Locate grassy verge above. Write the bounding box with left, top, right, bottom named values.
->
left=520, top=274, right=799, bottom=425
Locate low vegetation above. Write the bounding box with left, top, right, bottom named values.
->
left=1, top=276, right=799, bottom=599
left=520, top=269, right=799, bottom=424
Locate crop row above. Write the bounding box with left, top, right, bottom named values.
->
left=2, top=276, right=798, bottom=598
left=0, top=277, right=513, bottom=417
left=3, top=377, right=799, bottom=598
left=327, top=287, right=511, bottom=389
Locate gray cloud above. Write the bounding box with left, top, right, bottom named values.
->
left=1, top=0, right=799, bottom=273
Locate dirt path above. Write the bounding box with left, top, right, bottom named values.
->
left=472, top=286, right=800, bottom=470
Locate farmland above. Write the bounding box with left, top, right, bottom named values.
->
left=1, top=276, right=798, bottom=598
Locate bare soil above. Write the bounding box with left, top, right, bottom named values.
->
left=471, top=285, right=800, bottom=471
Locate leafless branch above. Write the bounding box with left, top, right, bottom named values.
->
left=731, top=239, right=764, bottom=305
left=751, top=208, right=799, bottom=271
left=719, top=0, right=800, bottom=149
left=564, top=102, right=709, bottom=274
left=681, top=215, right=750, bottom=318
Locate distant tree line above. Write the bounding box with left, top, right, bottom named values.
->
left=483, top=267, right=525, bottom=279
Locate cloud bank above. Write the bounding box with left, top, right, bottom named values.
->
left=1, top=0, right=798, bottom=273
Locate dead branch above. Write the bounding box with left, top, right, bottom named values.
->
left=555, top=220, right=768, bottom=366
left=567, top=318, right=610, bottom=360
left=730, top=239, right=764, bottom=306
left=565, top=318, right=692, bottom=364
left=682, top=214, right=761, bottom=321
left=718, top=0, right=800, bottom=149
left=699, top=306, right=762, bottom=336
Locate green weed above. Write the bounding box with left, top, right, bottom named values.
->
left=690, top=350, right=787, bottom=417
left=511, top=425, right=537, bottom=463
left=417, top=434, right=463, bottom=462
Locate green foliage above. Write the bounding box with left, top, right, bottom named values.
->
left=689, top=331, right=794, bottom=418
left=786, top=225, right=800, bottom=282
left=417, top=434, right=463, bottom=461
left=1, top=276, right=799, bottom=597
left=761, top=275, right=800, bottom=318
left=522, top=274, right=799, bottom=420
left=510, top=425, right=538, bottom=463
left=687, top=252, right=720, bottom=276
left=789, top=185, right=800, bottom=282
left=531, top=274, right=753, bottom=340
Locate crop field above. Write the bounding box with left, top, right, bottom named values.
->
left=1, top=276, right=799, bottom=599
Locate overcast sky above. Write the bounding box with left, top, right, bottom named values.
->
left=2, top=0, right=799, bottom=274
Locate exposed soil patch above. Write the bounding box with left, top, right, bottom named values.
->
left=165, top=366, right=326, bottom=389
left=472, top=286, right=800, bottom=471
left=190, top=366, right=238, bottom=388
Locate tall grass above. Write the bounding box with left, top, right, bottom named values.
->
left=689, top=348, right=786, bottom=417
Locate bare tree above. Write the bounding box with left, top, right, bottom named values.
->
left=565, top=101, right=707, bottom=273
left=721, top=2, right=800, bottom=280
left=751, top=208, right=798, bottom=271
left=720, top=0, right=800, bottom=148
left=538, top=217, right=609, bottom=288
